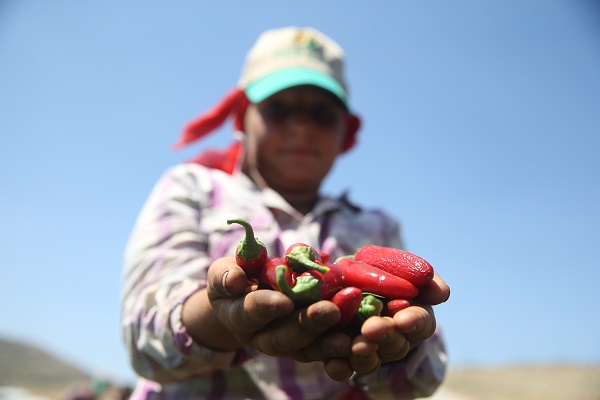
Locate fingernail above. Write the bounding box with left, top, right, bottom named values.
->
left=402, top=325, right=417, bottom=333
left=221, top=271, right=231, bottom=296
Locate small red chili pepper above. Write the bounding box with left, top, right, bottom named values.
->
left=335, top=258, right=419, bottom=300
left=260, top=257, right=296, bottom=290
left=285, top=243, right=330, bottom=274
left=329, top=286, right=363, bottom=331
left=227, top=218, right=268, bottom=280
left=261, top=257, right=321, bottom=306
left=382, top=298, right=411, bottom=317
left=354, top=245, right=434, bottom=287
left=279, top=272, right=322, bottom=306
left=318, top=251, right=331, bottom=264
left=259, top=257, right=319, bottom=305
left=302, top=262, right=345, bottom=300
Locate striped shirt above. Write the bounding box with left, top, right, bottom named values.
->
left=121, top=163, right=447, bottom=399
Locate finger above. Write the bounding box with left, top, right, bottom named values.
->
left=393, top=305, right=437, bottom=350
left=324, top=358, right=354, bottom=381
left=349, top=336, right=381, bottom=375
left=360, top=315, right=395, bottom=342
left=414, top=272, right=450, bottom=305
left=207, top=258, right=295, bottom=338
left=206, top=257, right=250, bottom=299
left=296, top=332, right=352, bottom=363
left=360, top=316, right=411, bottom=363
left=251, top=300, right=340, bottom=357
left=237, top=289, right=296, bottom=332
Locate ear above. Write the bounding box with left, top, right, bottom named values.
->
left=341, top=114, right=361, bottom=153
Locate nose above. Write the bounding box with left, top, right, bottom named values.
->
left=286, top=110, right=315, bottom=138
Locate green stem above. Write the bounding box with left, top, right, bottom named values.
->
left=286, top=246, right=330, bottom=274
left=276, top=266, right=321, bottom=305
left=227, top=218, right=265, bottom=260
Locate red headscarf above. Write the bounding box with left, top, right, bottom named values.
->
left=172, top=88, right=361, bottom=174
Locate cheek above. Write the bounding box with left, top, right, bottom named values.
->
left=323, top=126, right=347, bottom=155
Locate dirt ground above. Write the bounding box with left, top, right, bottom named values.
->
left=437, top=364, right=600, bottom=400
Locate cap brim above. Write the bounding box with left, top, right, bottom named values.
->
left=245, top=67, right=347, bottom=106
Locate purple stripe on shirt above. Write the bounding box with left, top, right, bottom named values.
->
left=207, top=370, right=226, bottom=400
left=278, top=357, right=304, bottom=399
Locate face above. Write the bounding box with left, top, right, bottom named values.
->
left=243, top=85, right=348, bottom=193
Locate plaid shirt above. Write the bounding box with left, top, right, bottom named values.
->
left=121, top=163, right=447, bottom=399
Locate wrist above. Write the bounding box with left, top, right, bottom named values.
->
left=182, top=288, right=242, bottom=351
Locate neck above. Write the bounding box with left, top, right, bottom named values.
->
left=243, top=167, right=320, bottom=215
left=276, top=187, right=320, bottom=215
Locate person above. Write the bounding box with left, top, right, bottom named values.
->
left=121, top=26, right=450, bottom=399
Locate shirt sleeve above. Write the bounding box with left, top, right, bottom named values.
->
left=120, top=165, right=249, bottom=383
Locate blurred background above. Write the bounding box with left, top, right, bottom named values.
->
left=1, top=0, right=599, bottom=398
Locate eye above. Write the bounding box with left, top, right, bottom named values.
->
left=311, top=104, right=342, bottom=126
left=261, top=100, right=291, bottom=122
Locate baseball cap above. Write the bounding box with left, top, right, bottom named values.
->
left=238, top=27, right=349, bottom=107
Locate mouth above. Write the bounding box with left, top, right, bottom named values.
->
left=282, top=147, right=318, bottom=157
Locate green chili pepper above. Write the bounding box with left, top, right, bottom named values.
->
left=353, top=294, right=384, bottom=326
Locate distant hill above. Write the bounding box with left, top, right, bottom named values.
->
left=1, top=336, right=599, bottom=400
left=0, top=337, right=90, bottom=392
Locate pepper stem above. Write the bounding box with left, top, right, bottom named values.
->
left=286, top=246, right=330, bottom=274
left=333, top=255, right=355, bottom=263
left=276, top=266, right=321, bottom=305
left=227, top=218, right=265, bottom=261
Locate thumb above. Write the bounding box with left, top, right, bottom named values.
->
left=207, top=257, right=249, bottom=300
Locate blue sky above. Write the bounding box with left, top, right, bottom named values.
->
left=1, top=0, right=599, bottom=385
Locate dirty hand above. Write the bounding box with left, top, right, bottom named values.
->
left=324, top=272, right=450, bottom=381
left=206, top=257, right=353, bottom=363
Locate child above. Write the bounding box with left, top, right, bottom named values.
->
left=121, top=26, right=450, bottom=399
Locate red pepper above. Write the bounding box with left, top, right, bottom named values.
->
left=329, top=286, right=363, bottom=330
left=382, top=298, right=411, bottom=317
left=260, top=257, right=295, bottom=290
left=285, top=243, right=330, bottom=274
left=227, top=218, right=268, bottom=280
left=261, top=257, right=321, bottom=306
left=302, top=262, right=345, bottom=299
left=354, top=245, right=434, bottom=287
left=335, top=258, right=419, bottom=299
left=318, top=251, right=331, bottom=264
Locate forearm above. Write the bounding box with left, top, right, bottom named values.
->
left=121, top=165, right=248, bottom=382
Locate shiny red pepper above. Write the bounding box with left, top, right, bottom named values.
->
left=354, top=245, right=434, bottom=287
left=329, top=286, right=363, bottom=331
left=303, top=262, right=344, bottom=299
left=335, top=258, right=419, bottom=299
left=261, top=258, right=321, bottom=306
left=227, top=218, right=268, bottom=280
left=318, top=251, right=331, bottom=264
left=260, top=257, right=296, bottom=290
left=382, top=298, right=411, bottom=317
